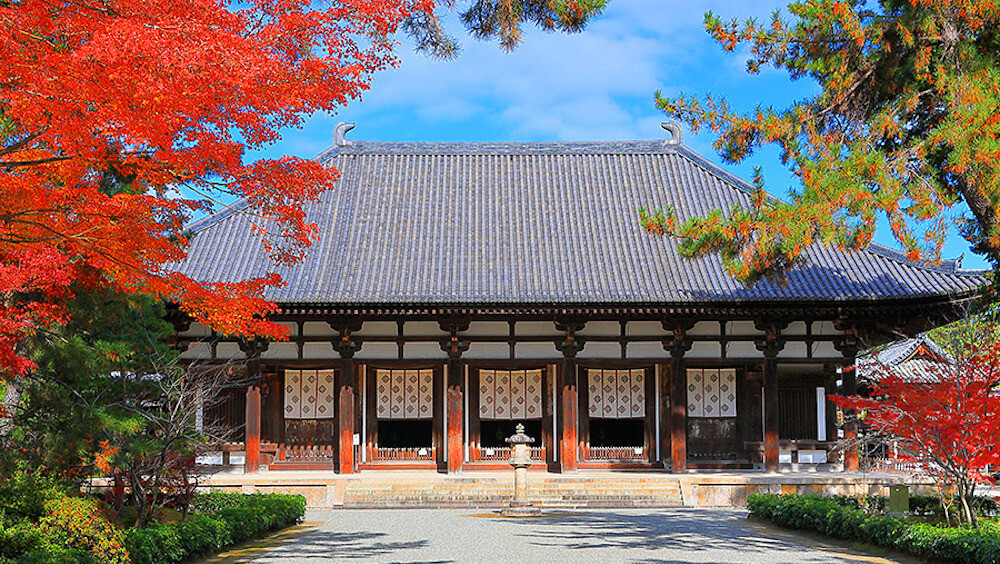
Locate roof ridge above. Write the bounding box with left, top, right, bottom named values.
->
left=185, top=199, right=253, bottom=234
left=316, top=138, right=678, bottom=158
left=864, top=243, right=987, bottom=276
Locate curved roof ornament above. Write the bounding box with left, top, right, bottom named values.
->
left=334, top=122, right=356, bottom=147
left=661, top=121, right=683, bottom=145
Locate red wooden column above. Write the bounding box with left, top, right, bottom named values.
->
left=755, top=319, right=787, bottom=473
left=834, top=331, right=861, bottom=471
left=762, top=357, right=779, bottom=472
left=331, top=316, right=363, bottom=474
left=555, top=319, right=585, bottom=473
left=842, top=356, right=860, bottom=472
left=245, top=383, right=261, bottom=473
left=440, top=318, right=470, bottom=474
left=446, top=358, right=465, bottom=473
left=558, top=357, right=579, bottom=472
left=337, top=358, right=358, bottom=474
left=669, top=357, right=687, bottom=473
left=239, top=338, right=268, bottom=474
left=657, top=363, right=672, bottom=467
left=662, top=319, right=693, bottom=474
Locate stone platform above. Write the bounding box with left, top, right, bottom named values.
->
left=198, top=470, right=930, bottom=509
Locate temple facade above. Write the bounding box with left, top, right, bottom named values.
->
left=170, top=123, right=984, bottom=474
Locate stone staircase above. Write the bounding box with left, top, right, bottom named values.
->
left=342, top=475, right=684, bottom=508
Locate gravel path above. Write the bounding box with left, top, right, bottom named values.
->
left=236, top=508, right=917, bottom=564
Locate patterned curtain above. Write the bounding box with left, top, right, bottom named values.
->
left=479, top=369, right=544, bottom=420
left=686, top=368, right=737, bottom=418
left=588, top=369, right=646, bottom=419
left=375, top=369, right=434, bottom=420
left=283, top=369, right=336, bottom=420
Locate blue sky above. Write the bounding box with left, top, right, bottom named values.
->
left=249, top=0, right=989, bottom=271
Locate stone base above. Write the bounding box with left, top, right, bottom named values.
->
left=500, top=501, right=542, bottom=517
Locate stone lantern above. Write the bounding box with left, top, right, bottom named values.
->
left=500, top=423, right=541, bottom=516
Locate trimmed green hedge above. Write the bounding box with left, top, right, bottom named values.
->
left=124, top=493, right=306, bottom=564
left=748, top=493, right=1000, bottom=564
left=0, top=492, right=305, bottom=564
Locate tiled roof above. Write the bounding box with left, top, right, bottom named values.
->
left=173, top=133, right=986, bottom=306
left=858, top=335, right=954, bottom=384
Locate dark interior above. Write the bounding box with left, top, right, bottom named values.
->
left=479, top=419, right=543, bottom=448
left=589, top=418, right=644, bottom=447
left=377, top=419, right=433, bottom=448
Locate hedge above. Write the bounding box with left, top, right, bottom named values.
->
left=1, top=492, right=305, bottom=564
left=748, top=493, right=1000, bottom=564
left=124, top=493, right=306, bottom=564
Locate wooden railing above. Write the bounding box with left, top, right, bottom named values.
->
left=861, top=457, right=925, bottom=475
left=589, top=446, right=645, bottom=460
left=284, top=444, right=334, bottom=461
left=479, top=446, right=544, bottom=462
left=374, top=447, right=434, bottom=461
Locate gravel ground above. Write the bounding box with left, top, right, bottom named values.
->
left=239, top=508, right=915, bottom=564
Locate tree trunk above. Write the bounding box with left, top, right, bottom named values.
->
left=957, top=176, right=1000, bottom=266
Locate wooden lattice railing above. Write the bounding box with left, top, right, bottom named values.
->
left=373, top=447, right=434, bottom=461
left=478, top=446, right=544, bottom=462
left=284, top=444, right=334, bottom=461
left=589, top=446, right=645, bottom=460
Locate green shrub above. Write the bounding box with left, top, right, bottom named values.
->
left=125, top=493, right=305, bottom=564
left=748, top=493, right=1000, bottom=564
left=39, top=497, right=128, bottom=564
left=0, top=472, right=66, bottom=523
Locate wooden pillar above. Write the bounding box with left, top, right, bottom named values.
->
left=544, top=364, right=557, bottom=471
left=337, top=358, right=357, bottom=474
left=755, top=319, right=787, bottom=473
left=762, top=357, right=779, bottom=472
left=662, top=319, right=693, bottom=474
left=555, top=319, right=585, bottom=473
left=331, top=316, right=363, bottom=474
left=669, top=357, right=687, bottom=473
left=558, top=357, right=579, bottom=472
left=842, top=361, right=859, bottom=471
left=238, top=338, right=268, bottom=474
left=658, top=363, right=671, bottom=466
left=245, top=382, right=261, bottom=474
left=439, top=317, right=470, bottom=474
left=446, top=358, right=464, bottom=473
left=834, top=330, right=861, bottom=472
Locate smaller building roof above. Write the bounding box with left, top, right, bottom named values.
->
left=858, top=335, right=954, bottom=384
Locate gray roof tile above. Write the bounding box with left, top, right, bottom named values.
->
left=173, top=138, right=986, bottom=305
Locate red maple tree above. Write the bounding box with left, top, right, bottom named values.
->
left=832, top=323, right=1000, bottom=527
left=0, top=0, right=605, bottom=379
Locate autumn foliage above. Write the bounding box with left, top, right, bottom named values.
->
left=831, top=321, right=1000, bottom=526
left=0, top=0, right=605, bottom=379
left=646, top=1, right=1000, bottom=283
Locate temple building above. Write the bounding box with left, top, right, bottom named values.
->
left=170, top=123, right=985, bottom=474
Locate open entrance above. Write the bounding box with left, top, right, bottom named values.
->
left=369, top=369, right=436, bottom=462
left=279, top=369, right=337, bottom=463
left=686, top=368, right=740, bottom=462
left=472, top=369, right=546, bottom=462
left=584, top=368, right=652, bottom=461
